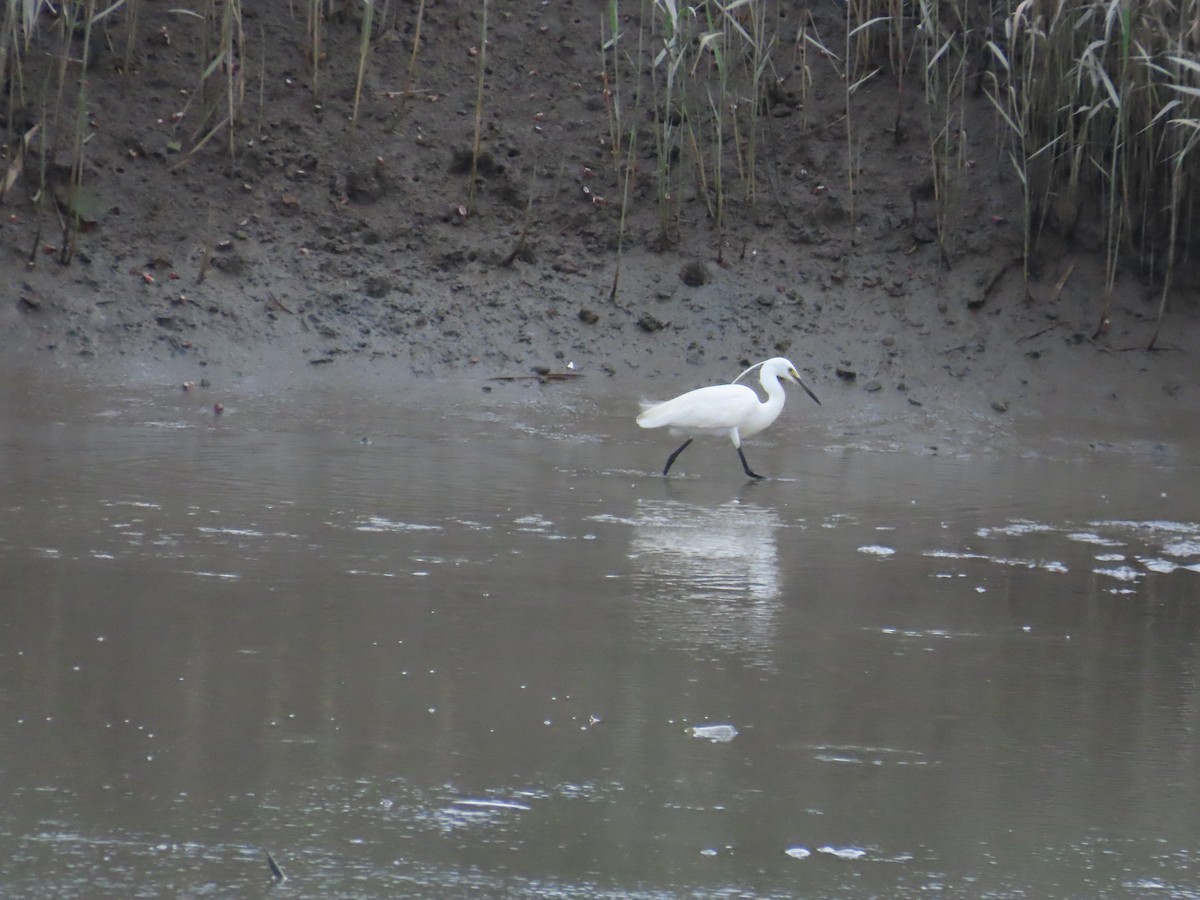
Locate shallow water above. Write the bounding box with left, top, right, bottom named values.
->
left=2, top=372, right=1199, bottom=898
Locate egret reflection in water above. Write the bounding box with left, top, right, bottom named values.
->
left=628, top=498, right=786, bottom=665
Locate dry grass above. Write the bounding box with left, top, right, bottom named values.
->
left=3, top=0, right=1199, bottom=341
left=832, top=0, right=1200, bottom=339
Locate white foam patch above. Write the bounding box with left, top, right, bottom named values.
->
left=1094, top=566, right=1142, bottom=582
left=1163, top=539, right=1200, bottom=558
left=1067, top=532, right=1125, bottom=547
left=818, top=845, right=868, bottom=860
left=976, top=521, right=1056, bottom=538
left=1092, top=519, right=1200, bottom=536
left=689, top=723, right=738, bottom=743
left=354, top=516, right=442, bottom=533
left=858, top=545, right=896, bottom=556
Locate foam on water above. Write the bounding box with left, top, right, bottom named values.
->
left=352, top=515, right=443, bottom=533
left=858, top=544, right=897, bottom=556
left=919, top=517, right=1200, bottom=594
left=689, top=723, right=739, bottom=743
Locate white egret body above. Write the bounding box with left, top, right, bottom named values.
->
left=636, top=357, right=820, bottom=478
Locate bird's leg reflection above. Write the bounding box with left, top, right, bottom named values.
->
left=663, top=438, right=693, bottom=476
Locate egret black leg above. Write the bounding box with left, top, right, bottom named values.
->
left=662, top=438, right=693, bottom=476
left=737, top=447, right=765, bottom=479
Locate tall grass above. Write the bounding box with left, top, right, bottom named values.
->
left=641, top=0, right=778, bottom=247
left=648, top=0, right=689, bottom=245
left=820, top=0, right=1200, bottom=338
left=166, top=0, right=244, bottom=173
left=5, top=0, right=105, bottom=263
left=59, top=0, right=94, bottom=263
left=976, top=0, right=1200, bottom=339
left=844, top=8, right=884, bottom=238
left=2, top=0, right=1198, bottom=338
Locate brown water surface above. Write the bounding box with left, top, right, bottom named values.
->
left=2, top=374, right=1199, bottom=898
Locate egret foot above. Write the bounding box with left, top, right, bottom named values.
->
left=738, top=448, right=764, bottom=479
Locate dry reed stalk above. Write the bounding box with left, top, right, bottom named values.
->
left=404, top=0, right=426, bottom=105
left=351, top=0, right=374, bottom=127
left=467, top=0, right=487, bottom=213
left=610, top=2, right=645, bottom=300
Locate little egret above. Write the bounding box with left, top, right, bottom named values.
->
left=636, top=357, right=820, bottom=479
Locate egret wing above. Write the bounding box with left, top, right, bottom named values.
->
left=636, top=384, right=758, bottom=431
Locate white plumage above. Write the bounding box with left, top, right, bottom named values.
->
left=637, top=357, right=820, bottom=478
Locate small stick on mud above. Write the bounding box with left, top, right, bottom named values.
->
left=1086, top=336, right=1118, bottom=356
left=25, top=207, right=43, bottom=267
left=1, top=124, right=38, bottom=201
left=1018, top=321, right=1064, bottom=343
left=169, top=117, right=231, bottom=174
left=1023, top=263, right=1075, bottom=307
left=196, top=243, right=213, bottom=285
left=488, top=371, right=584, bottom=384
left=499, top=168, right=540, bottom=268
left=197, top=204, right=217, bottom=285
left=1046, top=263, right=1075, bottom=302
left=267, top=292, right=294, bottom=314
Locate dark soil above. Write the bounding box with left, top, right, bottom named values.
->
left=1, top=1, right=1197, bottom=450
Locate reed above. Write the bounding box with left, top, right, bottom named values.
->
left=982, top=37, right=1032, bottom=291
left=915, top=0, right=969, bottom=271
left=793, top=13, right=830, bottom=133
left=121, top=0, right=139, bottom=73
left=5, top=0, right=51, bottom=261
left=835, top=0, right=1200, bottom=333
left=256, top=21, right=267, bottom=135
left=466, top=0, right=487, bottom=213
left=599, top=0, right=622, bottom=179
left=741, top=0, right=773, bottom=208
left=169, top=0, right=244, bottom=173
left=401, top=0, right=426, bottom=113
left=609, top=122, right=638, bottom=301
left=1013, top=1, right=1196, bottom=334
left=1150, top=59, right=1200, bottom=347
left=2, top=0, right=1198, bottom=323
left=405, top=0, right=424, bottom=96
left=700, top=3, right=728, bottom=242
left=609, top=0, right=646, bottom=301
left=350, top=0, right=374, bottom=128
left=306, top=0, right=322, bottom=102
left=649, top=0, right=689, bottom=245
left=843, top=10, right=883, bottom=238
left=59, top=0, right=89, bottom=262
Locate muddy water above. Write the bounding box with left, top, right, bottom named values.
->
left=2, top=373, right=1199, bottom=899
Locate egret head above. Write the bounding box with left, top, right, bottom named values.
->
left=766, top=357, right=821, bottom=406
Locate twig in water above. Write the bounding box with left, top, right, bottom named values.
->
left=266, top=850, right=286, bottom=882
